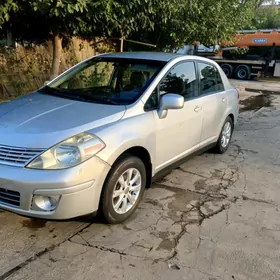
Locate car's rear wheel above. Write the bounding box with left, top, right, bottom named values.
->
left=215, top=117, right=233, bottom=154
left=101, top=155, right=146, bottom=224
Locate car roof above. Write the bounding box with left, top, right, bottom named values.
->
left=95, top=52, right=218, bottom=65
left=96, top=51, right=184, bottom=62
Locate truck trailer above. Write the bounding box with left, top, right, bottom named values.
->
left=179, top=29, right=280, bottom=80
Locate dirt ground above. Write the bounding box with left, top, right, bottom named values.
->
left=1, top=79, right=280, bottom=280
left=230, top=78, right=280, bottom=94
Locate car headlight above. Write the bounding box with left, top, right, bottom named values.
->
left=27, top=132, right=105, bottom=170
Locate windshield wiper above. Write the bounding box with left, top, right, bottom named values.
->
left=68, top=89, right=118, bottom=105
left=38, top=86, right=88, bottom=102
left=79, top=94, right=118, bottom=105
left=39, top=86, right=118, bottom=105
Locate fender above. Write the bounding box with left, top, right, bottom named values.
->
left=92, top=110, right=156, bottom=171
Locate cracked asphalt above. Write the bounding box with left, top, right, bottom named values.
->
left=1, top=81, right=280, bottom=280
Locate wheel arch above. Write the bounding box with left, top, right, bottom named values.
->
left=112, top=146, right=153, bottom=189
left=217, top=110, right=236, bottom=136
left=228, top=113, right=234, bottom=128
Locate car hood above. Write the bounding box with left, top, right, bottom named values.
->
left=0, top=92, right=126, bottom=148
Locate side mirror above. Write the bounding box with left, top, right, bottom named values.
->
left=158, top=93, right=184, bottom=119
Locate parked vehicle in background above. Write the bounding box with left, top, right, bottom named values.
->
left=179, top=29, right=280, bottom=79
left=0, top=52, right=239, bottom=223
left=214, top=29, right=280, bottom=79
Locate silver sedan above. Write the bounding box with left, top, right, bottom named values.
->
left=0, top=52, right=239, bottom=223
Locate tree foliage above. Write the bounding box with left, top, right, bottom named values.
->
left=1, top=0, right=265, bottom=45
left=0, top=0, right=105, bottom=78
left=87, top=0, right=157, bottom=38
left=0, top=0, right=18, bottom=27
left=1, top=0, right=99, bottom=41
left=0, top=0, right=266, bottom=78
left=252, top=4, right=280, bottom=29
left=132, top=0, right=267, bottom=50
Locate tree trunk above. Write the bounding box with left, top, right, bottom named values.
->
left=7, top=29, right=15, bottom=48
left=50, top=34, right=62, bottom=80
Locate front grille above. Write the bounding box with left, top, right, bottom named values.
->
left=0, top=145, right=44, bottom=167
left=0, top=188, right=20, bottom=207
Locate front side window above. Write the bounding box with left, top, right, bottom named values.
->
left=144, top=89, right=159, bottom=111
left=145, top=61, right=197, bottom=110
left=198, top=62, right=224, bottom=95
left=39, top=58, right=166, bottom=105
left=159, top=61, right=197, bottom=100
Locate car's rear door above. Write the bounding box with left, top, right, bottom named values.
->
left=196, top=62, right=227, bottom=146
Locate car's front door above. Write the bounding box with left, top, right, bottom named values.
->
left=148, top=61, right=204, bottom=173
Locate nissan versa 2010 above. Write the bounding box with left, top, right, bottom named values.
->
left=0, top=52, right=239, bottom=224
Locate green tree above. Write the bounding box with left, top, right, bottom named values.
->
left=0, top=0, right=102, bottom=79
left=252, top=5, right=280, bottom=29
left=139, top=0, right=267, bottom=50
left=0, top=0, right=267, bottom=79
left=0, top=0, right=18, bottom=27
left=0, top=0, right=159, bottom=78
left=87, top=0, right=157, bottom=39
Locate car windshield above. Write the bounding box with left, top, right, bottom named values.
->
left=39, top=57, right=166, bottom=105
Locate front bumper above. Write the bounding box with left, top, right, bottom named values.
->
left=0, top=156, right=110, bottom=219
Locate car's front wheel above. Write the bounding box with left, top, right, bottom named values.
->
left=101, top=155, right=146, bottom=224
left=215, top=116, right=233, bottom=154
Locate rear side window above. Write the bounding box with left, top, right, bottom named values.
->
left=215, top=68, right=224, bottom=91
left=198, top=63, right=224, bottom=95
left=159, top=61, right=197, bottom=100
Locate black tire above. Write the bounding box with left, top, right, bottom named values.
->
left=101, top=155, right=146, bottom=224
left=215, top=116, right=234, bottom=154
left=221, top=64, right=234, bottom=78
left=235, top=65, right=251, bottom=80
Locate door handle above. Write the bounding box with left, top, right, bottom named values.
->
left=194, top=106, right=202, bottom=112
left=222, top=98, right=226, bottom=103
